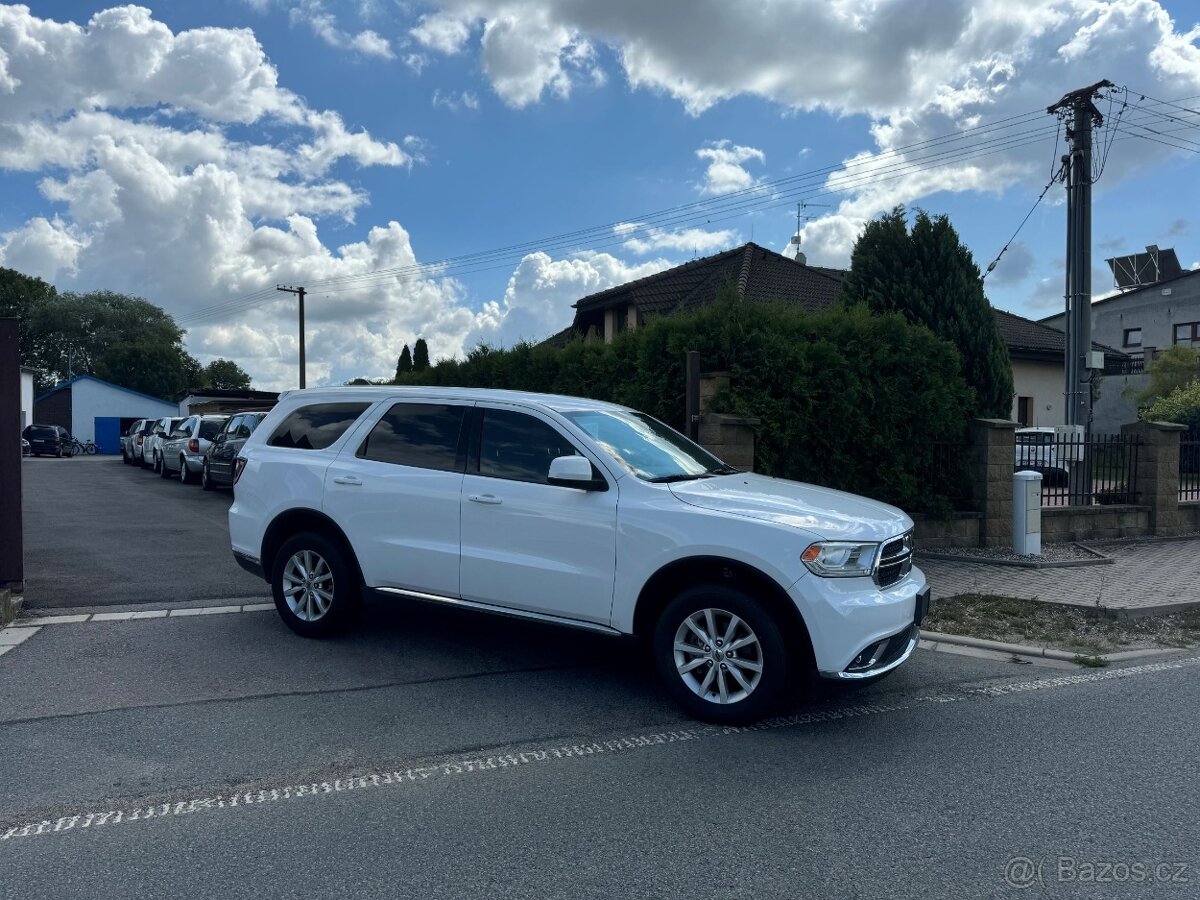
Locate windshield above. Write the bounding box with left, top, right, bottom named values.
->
left=562, top=409, right=734, bottom=482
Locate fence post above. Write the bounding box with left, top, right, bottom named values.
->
left=970, top=418, right=1018, bottom=548
left=1121, top=420, right=1186, bottom=536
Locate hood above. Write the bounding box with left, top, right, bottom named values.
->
left=669, top=473, right=912, bottom=542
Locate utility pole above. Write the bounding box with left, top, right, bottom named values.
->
left=276, top=284, right=307, bottom=389
left=1048, top=80, right=1112, bottom=431
left=1049, top=79, right=1113, bottom=505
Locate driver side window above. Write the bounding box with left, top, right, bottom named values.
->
left=477, top=409, right=581, bottom=485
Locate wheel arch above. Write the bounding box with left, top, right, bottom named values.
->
left=632, top=555, right=814, bottom=667
left=260, top=508, right=364, bottom=587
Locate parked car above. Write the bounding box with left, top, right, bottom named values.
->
left=128, top=418, right=159, bottom=466
left=229, top=388, right=928, bottom=724
left=142, top=416, right=185, bottom=473
left=1015, top=426, right=1072, bottom=487
left=160, top=415, right=229, bottom=483
left=201, top=411, right=269, bottom=491
left=22, top=424, right=72, bottom=458
left=22, top=437, right=31, bottom=456
left=120, top=419, right=149, bottom=464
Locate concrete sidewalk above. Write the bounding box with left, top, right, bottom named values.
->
left=919, top=538, right=1200, bottom=614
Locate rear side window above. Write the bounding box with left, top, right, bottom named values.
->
left=27, top=425, right=55, bottom=438
left=478, top=408, right=580, bottom=484
left=240, top=414, right=265, bottom=438
left=268, top=403, right=370, bottom=451
left=358, top=403, right=467, bottom=472
left=199, top=420, right=225, bottom=440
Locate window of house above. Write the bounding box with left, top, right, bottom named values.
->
left=267, top=403, right=370, bottom=451
left=477, top=409, right=581, bottom=484
left=1174, top=322, right=1199, bottom=344
left=1123, top=327, right=1142, bottom=347
left=1017, top=397, right=1033, bottom=427
left=358, top=403, right=467, bottom=471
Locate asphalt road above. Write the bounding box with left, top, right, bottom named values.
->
left=1, top=600, right=1198, bottom=899
left=19, top=454, right=269, bottom=608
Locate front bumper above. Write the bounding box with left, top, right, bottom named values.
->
left=790, top=566, right=929, bottom=678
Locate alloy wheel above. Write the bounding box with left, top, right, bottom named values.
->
left=281, top=550, right=335, bottom=622
left=673, top=607, right=763, bottom=705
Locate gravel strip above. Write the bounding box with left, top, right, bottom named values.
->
left=920, top=542, right=1101, bottom=563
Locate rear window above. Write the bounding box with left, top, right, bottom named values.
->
left=243, top=413, right=267, bottom=435
left=199, top=420, right=226, bottom=440
left=267, top=403, right=370, bottom=451
left=358, top=403, right=467, bottom=472
left=26, top=425, right=56, bottom=438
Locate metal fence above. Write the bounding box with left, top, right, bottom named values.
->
left=1015, top=431, right=1142, bottom=507
left=1182, top=440, right=1200, bottom=502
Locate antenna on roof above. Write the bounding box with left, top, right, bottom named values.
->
left=788, top=200, right=829, bottom=264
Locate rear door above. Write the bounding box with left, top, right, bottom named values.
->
left=458, top=405, right=617, bottom=625
left=209, top=416, right=242, bottom=480
left=323, top=399, right=471, bottom=597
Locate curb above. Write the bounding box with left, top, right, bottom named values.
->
left=918, top=542, right=1113, bottom=569
left=920, top=629, right=1178, bottom=664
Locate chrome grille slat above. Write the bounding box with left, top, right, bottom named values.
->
left=874, top=530, right=913, bottom=587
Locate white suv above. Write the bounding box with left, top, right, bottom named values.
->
left=229, top=387, right=929, bottom=722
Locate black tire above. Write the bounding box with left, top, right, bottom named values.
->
left=652, top=585, right=791, bottom=724
left=200, top=462, right=214, bottom=491
left=159, top=455, right=173, bottom=478
left=270, top=531, right=362, bottom=638
left=55, top=447, right=62, bottom=458
left=180, top=457, right=197, bottom=485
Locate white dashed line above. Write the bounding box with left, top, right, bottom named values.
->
left=168, top=606, right=243, bottom=618
left=4, top=653, right=1198, bottom=843
left=9, top=602, right=273, bottom=627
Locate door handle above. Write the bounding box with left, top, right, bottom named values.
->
left=468, top=494, right=502, bottom=505
left=333, top=475, right=362, bottom=486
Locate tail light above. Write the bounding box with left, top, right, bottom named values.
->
left=233, top=457, right=247, bottom=484
left=188, top=439, right=199, bottom=454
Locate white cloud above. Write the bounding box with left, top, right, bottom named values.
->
left=410, top=10, right=474, bottom=54
left=695, top=140, right=765, bottom=195
left=288, top=0, right=394, bottom=58
left=621, top=225, right=738, bottom=255
left=467, top=250, right=672, bottom=348
left=432, top=88, right=480, bottom=111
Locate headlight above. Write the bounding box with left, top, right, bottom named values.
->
left=801, top=541, right=879, bottom=578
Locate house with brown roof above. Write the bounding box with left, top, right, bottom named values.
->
left=548, top=241, right=1125, bottom=428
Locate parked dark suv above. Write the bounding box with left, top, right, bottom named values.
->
left=201, top=411, right=269, bottom=490
left=23, top=424, right=71, bottom=457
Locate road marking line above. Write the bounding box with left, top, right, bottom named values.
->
left=0, top=627, right=40, bottom=646
left=128, top=610, right=168, bottom=620
left=90, top=612, right=137, bottom=622
left=168, top=606, right=242, bottom=617
left=22, top=615, right=89, bottom=625
left=0, top=646, right=11, bottom=657
left=4, top=652, right=1198, bottom=843
left=240, top=603, right=274, bottom=613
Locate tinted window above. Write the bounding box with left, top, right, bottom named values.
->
left=358, top=403, right=466, bottom=471
left=239, top=414, right=266, bottom=438
left=199, top=419, right=226, bottom=440
left=26, top=425, right=56, bottom=438
left=478, top=409, right=579, bottom=484
left=268, top=403, right=370, bottom=451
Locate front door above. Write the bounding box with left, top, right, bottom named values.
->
left=459, top=405, right=617, bottom=625
left=323, top=399, right=471, bottom=598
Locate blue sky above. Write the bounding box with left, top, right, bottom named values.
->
left=1, top=1, right=1199, bottom=388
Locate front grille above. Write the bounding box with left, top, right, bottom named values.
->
left=874, top=531, right=913, bottom=587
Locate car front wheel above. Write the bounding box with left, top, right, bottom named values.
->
left=180, top=458, right=197, bottom=484
left=271, top=532, right=361, bottom=638
left=200, top=462, right=214, bottom=491
left=653, top=585, right=790, bottom=724
left=159, top=455, right=173, bottom=478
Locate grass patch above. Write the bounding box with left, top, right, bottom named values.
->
left=925, top=594, right=1200, bottom=656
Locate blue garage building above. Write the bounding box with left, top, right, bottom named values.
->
left=34, top=376, right=178, bottom=455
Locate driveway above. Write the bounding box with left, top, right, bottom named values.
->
left=19, top=455, right=269, bottom=609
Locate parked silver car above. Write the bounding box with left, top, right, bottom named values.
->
left=120, top=419, right=150, bottom=465
left=129, top=418, right=159, bottom=466
left=160, top=415, right=229, bottom=484
left=143, top=416, right=185, bottom=473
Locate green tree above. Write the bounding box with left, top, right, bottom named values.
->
left=413, top=338, right=430, bottom=372
left=0, top=267, right=58, bottom=363
left=1126, top=345, right=1200, bottom=409
left=839, top=206, right=1014, bottom=419
left=95, top=341, right=201, bottom=400
left=200, top=358, right=252, bottom=390
left=394, top=344, right=413, bottom=381
left=1143, top=379, right=1200, bottom=433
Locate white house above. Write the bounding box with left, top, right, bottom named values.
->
left=20, top=366, right=36, bottom=431
left=34, top=375, right=177, bottom=454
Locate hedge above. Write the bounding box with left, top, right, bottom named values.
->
left=399, top=289, right=975, bottom=511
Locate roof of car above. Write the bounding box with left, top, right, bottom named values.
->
left=276, top=386, right=629, bottom=414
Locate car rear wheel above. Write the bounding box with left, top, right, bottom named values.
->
left=179, top=457, right=197, bottom=484
left=159, top=454, right=173, bottom=478
left=271, top=532, right=361, bottom=638
left=652, top=585, right=790, bottom=724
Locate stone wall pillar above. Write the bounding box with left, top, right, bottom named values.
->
left=698, top=372, right=731, bottom=415
left=970, top=418, right=1018, bottom=547
left=1121, top=420, right=1186, bottom=536
left=699, top=413, right=759, bottom=472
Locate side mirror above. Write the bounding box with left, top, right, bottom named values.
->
left=547, top=455, right=606, bottom=490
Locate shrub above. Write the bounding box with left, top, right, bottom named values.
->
left=398, top=288, right=974, bottom=510
left=1142, top=378, right=1200, bottom=435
